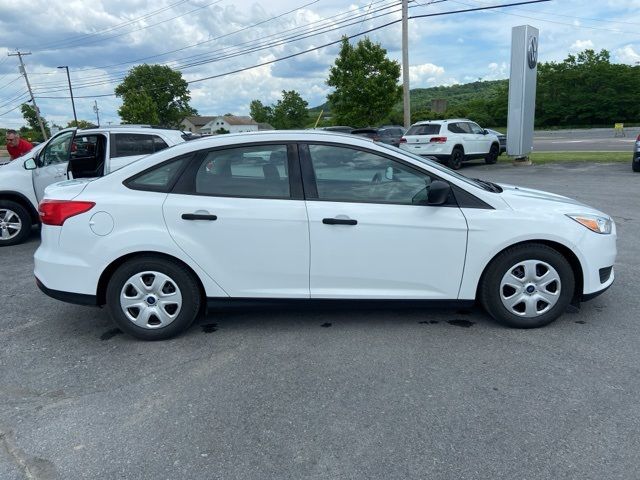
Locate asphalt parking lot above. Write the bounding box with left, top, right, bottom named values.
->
left=1, top=160, right=638, bottom=480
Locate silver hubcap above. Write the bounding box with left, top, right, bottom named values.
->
left=0, top=208, right=22, bottom=240
left=499, top=259, right=561, bottom=318
left=119, top=271, right=183, bottom=329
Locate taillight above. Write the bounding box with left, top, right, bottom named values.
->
left=399, top=137, right=407, bottom=143
left=430, top=137, right=447, bottom=143
left=39, top=200, right=95, bottom=226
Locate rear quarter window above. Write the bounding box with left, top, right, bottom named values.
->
left=406, top=124, right=441, bottom=135
left=112, top=134, right=170, bottom=158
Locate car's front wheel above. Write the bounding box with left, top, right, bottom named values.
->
left=485, top=144, right=499, bottom=164
left=632, top=158, right=640, bottom=172
left=0, top=200, right=32, bottom=247
left=106, top=256, right=202, bottom=340
left=479, top=244, right=575, bottom=328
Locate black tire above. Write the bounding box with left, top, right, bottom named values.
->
left=105, top=256, right=202, bottom=340
left=485, top=144, right=499, bottom=164
left=479, top=244, right=574, bottom=329
left=0, top=200, right=32, bottom=247
left=632, top=158, right=640, bottom=172
left=447, top=148, right=464, bottom=170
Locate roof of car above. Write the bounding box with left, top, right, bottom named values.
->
left=411, top=119, right=471, bottom=125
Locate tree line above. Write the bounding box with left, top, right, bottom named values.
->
left=8, top=41, right=638, bottom=142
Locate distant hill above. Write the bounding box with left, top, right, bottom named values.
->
left=309, top=79, right=508, bottom=113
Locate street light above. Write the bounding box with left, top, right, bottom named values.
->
left=57, top=66, right=78, bottom=126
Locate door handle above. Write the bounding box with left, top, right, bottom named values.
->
left=181, top=213, right=218, bottom=221
left=322, top=218, right=357, bottom=226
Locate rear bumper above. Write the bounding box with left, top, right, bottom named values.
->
left=36, top=277, right=98, bottom=306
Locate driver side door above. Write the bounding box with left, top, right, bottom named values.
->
left=32, top=129, right=76, bottom=202
left=301, top=144, right=468, bottom=299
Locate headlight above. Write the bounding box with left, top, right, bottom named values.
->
left=566, top=214, right=612, bottom=234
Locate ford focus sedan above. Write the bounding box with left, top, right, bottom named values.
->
left=34, top=131, right=616, bottom=340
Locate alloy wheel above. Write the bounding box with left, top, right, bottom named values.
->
left=0, top=208, right=22, bottom=241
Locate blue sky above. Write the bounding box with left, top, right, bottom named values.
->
left=1, top=0, right=639, bottom=129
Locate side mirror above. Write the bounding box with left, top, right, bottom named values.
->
left=428, top=180, right=451, bottom=205
left=24, top=158, right=37, bottom=170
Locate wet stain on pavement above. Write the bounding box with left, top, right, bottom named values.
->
left=321, top=323, right=332, bottom=328
left=100, top=328, right=123, bottom=341
left=447, top=319, right=475, bottom=328
left=201, top=323, right=218, bottom=333
left=575, top=320, right=586, bottom=324
left=419, top=320, right=439, bottom=324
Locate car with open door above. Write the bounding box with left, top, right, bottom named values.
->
left=0, top=126, right=187, bottom=246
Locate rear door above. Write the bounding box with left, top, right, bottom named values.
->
left=32, top=129, right=76, bottom=202
left=162, top=143, right=310, bottom=298
left=401, top=124, right=442, bottom=155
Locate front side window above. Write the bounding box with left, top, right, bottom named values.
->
left=468, top=122, right=484, bottom=134
left=308, top=144, right=435, bottom=205
left=193, top=145, right=290, bottom=199
left=41, top=130, right=74, bottom=166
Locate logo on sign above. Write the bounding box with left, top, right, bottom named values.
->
left=528, top=35, right=538, bottom=69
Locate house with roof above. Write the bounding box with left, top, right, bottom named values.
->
left=181, top=116, right=217, bottom=133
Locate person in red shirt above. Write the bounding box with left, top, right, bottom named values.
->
left=5, top=130, right=34, bottom=160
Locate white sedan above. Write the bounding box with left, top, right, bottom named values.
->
left=34, top=131, right=616, bottom=340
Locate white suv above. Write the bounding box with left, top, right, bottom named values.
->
left=399, top=119, right=501, bottom=170
left=0, top=126, right=188, bottom=246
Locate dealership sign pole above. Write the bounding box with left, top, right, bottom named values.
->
left=507, top=25, right=539, bottom=160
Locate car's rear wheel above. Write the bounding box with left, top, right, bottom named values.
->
left=106, top=256, right=202, bottom=340
left=0, top=200, right=32, bottom=247
left=448, top=148, right=464, bottom=170
left=485, top=144, right=499, bottom=164
left=479, top=244, right=575, bottom=328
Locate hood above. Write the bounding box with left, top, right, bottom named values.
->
left=44, top=178, right=94, bottom=200
left=498, top=183, right=606, bottom=216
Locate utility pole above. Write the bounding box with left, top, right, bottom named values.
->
left=57, top=66, right=78, bottom=126
left=93, top=100, right=100, bottom=127
left=8, top=51, right=48, bottom=141
left=402, top=0, right=410, bottom=129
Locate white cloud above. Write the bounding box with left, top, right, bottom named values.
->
left=615, top=44, right=640, bottom=64
left=408, top=63, right=445, bottom=86
left=570, top=39, right=594, bottom=51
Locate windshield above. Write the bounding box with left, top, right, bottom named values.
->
left=378, top=143, right=487, bottom=190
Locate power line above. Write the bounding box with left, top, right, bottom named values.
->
left=31, top=0, right=404, bottom=93
left=34, top=0, right=190, bottom=51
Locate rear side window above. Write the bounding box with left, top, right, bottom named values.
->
left=125, top=155, right=190, bottom=192
left=112, top=134, right=169, bottom=158
left=448, top=123, right=472, bottom=134
left=191, top=145, right=290, bottom=199
left=406, top=124, right=440, bottom=135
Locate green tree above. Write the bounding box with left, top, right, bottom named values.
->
left=66, top=120, right=96, bottom=129
left=326, top=37, right=402, bottom=127
left=20, top=103, right=50, bottom=141
left=272, top=90, right=309, bottom=129
left=249, top=100, right=273, bottom=124
left=115, top=64, right=197, bottom=127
